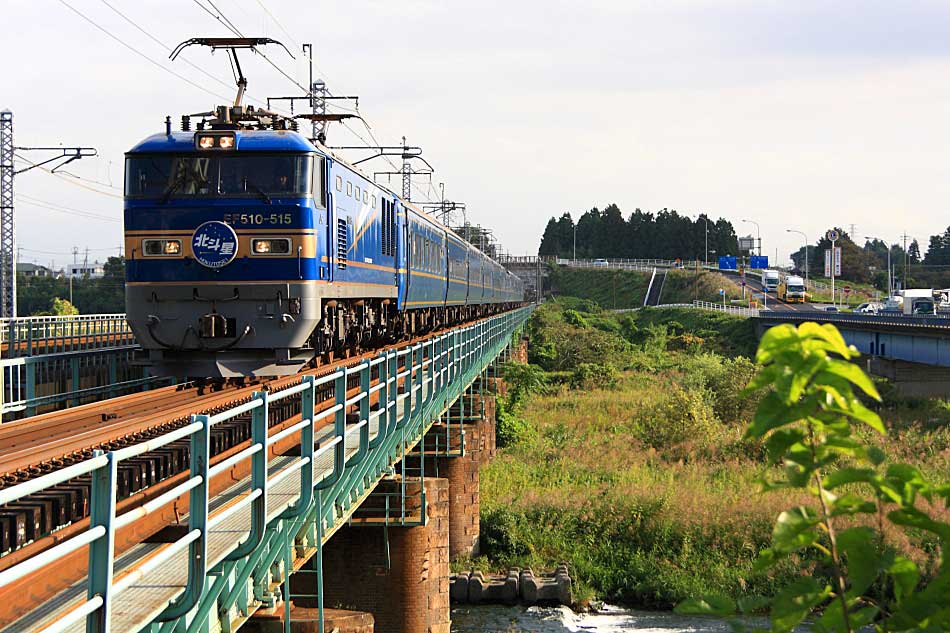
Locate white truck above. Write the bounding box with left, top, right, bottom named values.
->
left=902, top=289, right=936, bottom=315
left=761, top=269, right=780, bottom=293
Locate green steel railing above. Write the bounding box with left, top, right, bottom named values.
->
left=0, top=306, right=531, bottom=633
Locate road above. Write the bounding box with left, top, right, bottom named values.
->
left=733, top=275, right=828, bottom=313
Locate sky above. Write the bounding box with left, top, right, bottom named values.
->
left=3, top=0, right=950, bottom=269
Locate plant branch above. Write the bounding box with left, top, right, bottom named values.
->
left=810, top=428, right=853, bottom=633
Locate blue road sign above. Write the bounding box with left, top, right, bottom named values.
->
left=718, top=256, right=737, bottom=270
left=749, top=255, right=769, bottom=269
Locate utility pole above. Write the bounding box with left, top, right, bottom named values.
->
left=0, top=111, right=14, bottom=319
left=902, top=231, right=909, bottom=290
left=401, top=136, right=411, bottom=200
left=0, top=110, right=96, bottom=317
left=333, top=139, right=433, bottom=201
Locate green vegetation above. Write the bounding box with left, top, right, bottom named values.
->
left=17, top=257, right=125, bottom=315
left=659, top=269, right=746, bottom=305
left=547, top=266, right=748, bottom=308
left=678, top=323, right=950, bottom=631
left=474, top=299, right=950, bottom=613
left=538, top=205, right=738, bottom=261
left=548, top=267, right=649, bottom=309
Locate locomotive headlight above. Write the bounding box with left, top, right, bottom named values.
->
left=143, top=239, right=182, bottom=256
left=252, top=238, right=291, bottom=255
left=195, top=132, right=236, bottom=150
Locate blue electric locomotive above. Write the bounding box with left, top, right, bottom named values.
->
left=124, top=113, right=523, bottom=377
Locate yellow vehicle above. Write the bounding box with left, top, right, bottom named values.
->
left=778, top=275, right=807, bottom=303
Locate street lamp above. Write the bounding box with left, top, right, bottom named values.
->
left=693, top=213, right=710, bottom=265
left=786, top=228, right=809, bottom=291
left=741, top=219, right=761, bottom=256
left=573, top=224, right=577, bottom=264
left=865, top=236, right=892, bottom=298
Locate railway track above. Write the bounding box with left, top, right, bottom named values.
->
left=0, top=321, right=471, bottom=572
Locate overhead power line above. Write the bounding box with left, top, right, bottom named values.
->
left=57, top=0, right=234, bottom=103
left=14, top=153, right=123, bottom=199
left=193, top=0, right=311, bottom=96
left=252, top=0, right=300, bottom=49
left=100, top=0, right=236, bottom=95
left=18, top=194, right=120, bottom=223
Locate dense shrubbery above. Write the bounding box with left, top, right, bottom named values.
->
left=635, top=385, right=718, bottom=448
left=569, top=362, right=620, bottom=390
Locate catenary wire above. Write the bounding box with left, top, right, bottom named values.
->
left=57, top=0, right=235, bottom=104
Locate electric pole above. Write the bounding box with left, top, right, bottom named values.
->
left=0, top=110, right=95, bottom=317
left=902, top=232, right=909, bottom=290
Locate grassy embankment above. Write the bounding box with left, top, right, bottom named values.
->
left=548, top=266, right=746, bottom=309
left=470, top=299, right=950, bottom=609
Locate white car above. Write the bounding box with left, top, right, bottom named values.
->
left=592, top=258, right=608, bottom=267
left=856, top=302, right=883, bottom=314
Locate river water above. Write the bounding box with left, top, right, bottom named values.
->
left=451, top=604, right=742, bottom=632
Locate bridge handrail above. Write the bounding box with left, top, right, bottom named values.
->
left=1, top=313, right=134, bottom=358
left=756, top=309, right=950, bottom=328
left=0, top=305, right=532, bottom=632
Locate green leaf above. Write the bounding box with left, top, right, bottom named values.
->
left=737, top=595, right=770, bottom=614
left=772, top=506, right=820, bottom=553
left=888, top=507, right=950, bottom=541
left=756, top=324, right=798, bottom=365
left=824, top=358, right=881, bottom=401
left=674, top=594, right=736, bottom=617
left=789, top=353, right=827, bottom=402
left=889, top=556, right=920, bottom=603
left=867, top=446, right=886, bottom=465
left=845, top=399, right=885, bottom=434
left=823, top=467, right=876, bottom=489
left=814, top=599, right=845, bottom=633
left=771, top=577, right=832, bottom=633
left=837, top=527, right=879, bottom=596
left=752, top=547, right=780, bottom=573
left=765, top=429, right=806, bottom=464
left=828, top=493, right=877, bottom=517
left=799, top=322, right=853, bottom=358
left=746, top=392, right=811, bottom=439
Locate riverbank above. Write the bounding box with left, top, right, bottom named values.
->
left=468, top=300, right=950, bottom=609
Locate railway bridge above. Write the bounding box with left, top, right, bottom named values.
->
left=0, top=306, right=531, bottom=633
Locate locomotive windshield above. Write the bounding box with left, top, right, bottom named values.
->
left=125, top=154, right=313, bottom=198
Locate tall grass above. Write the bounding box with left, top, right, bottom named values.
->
left=473, top=300, right=950, bottom=609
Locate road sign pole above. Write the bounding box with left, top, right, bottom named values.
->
left=826, top=229, right=840, bottom=307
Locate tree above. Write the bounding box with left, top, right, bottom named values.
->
left=599, top=204, right=626, bottom=258
left=538, top=217, right=563, bottom=257
left=51, top=297, right=79, bottom=316
left=535, top=205, right=740, bottom=261
left=575, top=208, right=603, bottom=259
left=908, top=239, right=922, bottom=264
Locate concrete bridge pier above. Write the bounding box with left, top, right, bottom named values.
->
left=420, top=389, right=498, bottom=560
